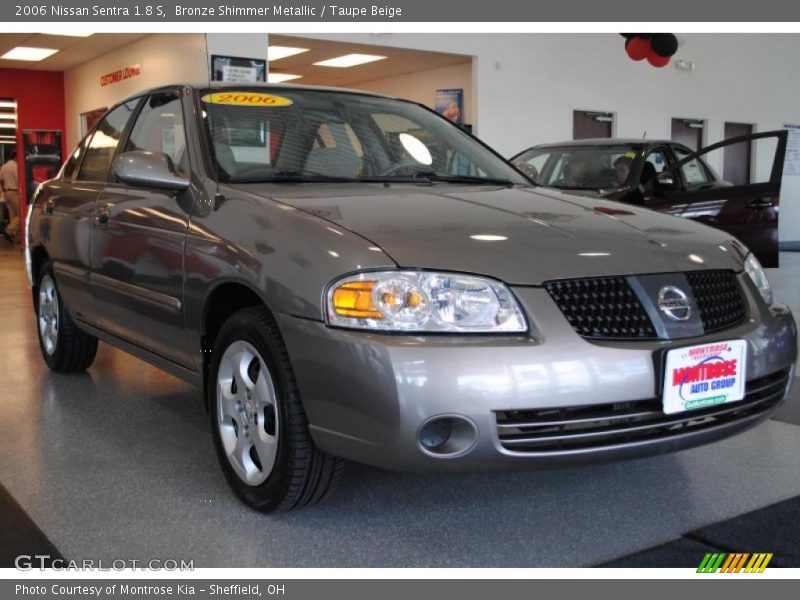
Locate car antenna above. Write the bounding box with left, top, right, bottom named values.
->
left=642, top=131, right=647, bottom=138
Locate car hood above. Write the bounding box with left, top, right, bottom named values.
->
left=233, top=183, right=744, bottom=285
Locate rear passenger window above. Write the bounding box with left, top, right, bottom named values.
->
left=125, top=93, right=188, bottom=175
left=76, top=100, right=139, bottom=182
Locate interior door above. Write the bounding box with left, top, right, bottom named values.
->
left=91, top=92, right=195, bottom=366
left=664, top=130, right=788, bottom=267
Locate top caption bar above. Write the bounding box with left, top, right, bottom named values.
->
left=4, top=0, right=800, bottom=22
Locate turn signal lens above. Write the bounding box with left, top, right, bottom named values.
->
left=331, top=281, right=383, bottom=319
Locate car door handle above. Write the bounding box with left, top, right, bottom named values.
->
left=95, top=206, right=110, bottom=225
left=747, top=198, right=772, bottom=209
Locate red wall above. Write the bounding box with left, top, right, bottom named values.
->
left=0, top=68, right=66, bottom=239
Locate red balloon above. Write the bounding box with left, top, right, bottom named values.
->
left=647, top=52, right=670, bottom=68
left=626, top=37, right=651, bottom=61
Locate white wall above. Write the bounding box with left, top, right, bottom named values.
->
left=63, top=32, right=800, bottom=241
left=349, top=61, right=475, bottom=126
left=64, top=33, right=208, bottom=150
left=296, top=33, right=800, bottom=242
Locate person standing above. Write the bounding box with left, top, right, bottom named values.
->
left=0, top=150, right=20, bottom=244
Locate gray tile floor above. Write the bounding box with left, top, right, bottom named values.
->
left=0, top=244, right=798, bottom=567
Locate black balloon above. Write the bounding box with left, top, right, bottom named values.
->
left=620, top=33, right=637, bottom=40
left=652, top=33, right=679, bottom=57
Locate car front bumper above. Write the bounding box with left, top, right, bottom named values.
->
left=277, top=275, right=797, bottom=472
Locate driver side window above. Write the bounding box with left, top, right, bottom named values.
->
left=125, top=93, right=188, bottom=175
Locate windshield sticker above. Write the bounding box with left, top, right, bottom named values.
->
left=201, top=92, right=293, bottom=107
left=625, top=151, right=635, bottom=157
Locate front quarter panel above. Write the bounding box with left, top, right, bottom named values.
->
left=182, top=183, right=396, bottom=366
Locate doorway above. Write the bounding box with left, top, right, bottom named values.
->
left=722, top=122, right=754, bottom=185
left=671, top=118, right=705, bottom=151
left=573, top=110, right=614, bottom=140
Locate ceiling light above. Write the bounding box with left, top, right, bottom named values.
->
left=39, top=30, right=94, bottom=37
left=268, top=73, right=302, bottom=83
left=470, top=235, right=508, bottom=242
left=0, top=123, right=17, bottom=129
left=0, top=114, right=16, bottom=120
left=0, top=101, right=17, bottom=109
left=1, top=47, right=59, bottom=61
left=267, top=45, right=309, bottom=61
left=313, top=54, right=387, bottom=68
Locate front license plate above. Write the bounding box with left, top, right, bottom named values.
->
left=662, top=340, right=748, bottom=415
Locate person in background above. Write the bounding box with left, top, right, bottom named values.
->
left=614, top=155, right=633, bottom=185
left=0, top=150, right=20, bottom=244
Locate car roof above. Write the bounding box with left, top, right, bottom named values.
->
left=118, top=81, right=399, bottom=104
left=521, top=138, right=674, bottom=150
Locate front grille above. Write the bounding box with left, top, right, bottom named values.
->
left=543, top=277, right=657, bottom=340
left=545, top=270, right=747, bottom=340
left=686, top=270, right=747, bottom=333
left=495, top=368, right=790, bottom=453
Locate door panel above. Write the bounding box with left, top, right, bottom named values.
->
left=664, top=130, right=787, bottom=267
left=90, top=92, right=194, bottom=366
left=47, top=101, right=139, bottom=324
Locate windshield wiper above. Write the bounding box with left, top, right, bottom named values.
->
left=362, top=171, right=515, bottom=186
left=237, top=171, right=359, bottom=183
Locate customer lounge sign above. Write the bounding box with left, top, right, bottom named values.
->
left=100, top=63, right=142, bottom=87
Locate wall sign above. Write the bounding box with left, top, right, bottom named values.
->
left=100, top=64, right=142, bottom=87
left=783, top=124, right=800, bottom=176
left=211, top=55, right=266, bottom=83
left=435, top=89, right=463, bottom=124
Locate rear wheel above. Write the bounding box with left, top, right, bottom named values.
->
left=35, top=263, right=98, bottom=372
left=208, top=306, right=344, bottom=511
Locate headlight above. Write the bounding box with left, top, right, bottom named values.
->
left=744, top=253, right=773, bottom=305
left=326, top=271, right=528, bottom=333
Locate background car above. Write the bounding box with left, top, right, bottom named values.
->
left=511, top=133, right=787, bottom=267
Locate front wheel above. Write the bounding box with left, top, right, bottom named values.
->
left=35, top=263, right=98, bottom=372
left=208, top=306, right=344, bottom=511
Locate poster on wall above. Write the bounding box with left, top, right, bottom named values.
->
left=22, top=130, right=62, bottom=204
left=211, top=55, right=267, bottom=83
left=783, top=123, right=800, bottom=176
left=435, top=88, right=464, bottom=125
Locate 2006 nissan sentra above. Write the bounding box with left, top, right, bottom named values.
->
left=26, top=84, right=797, bottom=511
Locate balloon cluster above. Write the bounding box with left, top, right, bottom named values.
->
left=621, top=34, right=679, bottom=68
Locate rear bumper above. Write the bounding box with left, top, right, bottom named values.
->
left=277, top=280, right=797, bottom=472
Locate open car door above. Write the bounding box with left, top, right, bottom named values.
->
left=658, top=130, right=787, bottom=268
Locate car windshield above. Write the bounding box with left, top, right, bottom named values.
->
left=513, top=144, right=642, bottom=190
left=200, top=87, right=528, bottom=185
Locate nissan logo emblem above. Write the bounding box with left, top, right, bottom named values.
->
left=658, top=286, right=692, bottom=321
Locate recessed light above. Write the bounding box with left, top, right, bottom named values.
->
left=268, top=73, right=302, bottom=83
left=470, top=234, right=508, bottom=242
left=39, top=30, right=94, bottom=37
left=267, top=46, right=309, bottom=61
left=313, top=54, right=387, bottom=68
left=1, top=47, right=59, bottom=61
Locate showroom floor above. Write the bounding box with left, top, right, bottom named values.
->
left=0, top=243, right=799, bottom=568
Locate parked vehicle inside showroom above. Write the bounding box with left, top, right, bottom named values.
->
left=510, top=134, right=787, bottom=268
left=26, top=84, right=797, bottom=511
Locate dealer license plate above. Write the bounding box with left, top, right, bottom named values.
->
left=662, top=340, right=748, bottom=415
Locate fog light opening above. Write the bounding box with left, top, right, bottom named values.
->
left=417, top=416, right=478, bottom=457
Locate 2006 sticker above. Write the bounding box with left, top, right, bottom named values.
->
left=201, top=92, right=293, bottom=107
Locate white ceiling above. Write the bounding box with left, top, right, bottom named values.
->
left=269, top=35, right=471, bottom=86
left=0, top=33, right=149, bottom=71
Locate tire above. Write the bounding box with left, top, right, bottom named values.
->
left=35, top=263, right=98, bottom=373
left=208, top=306, right=344, bottom=512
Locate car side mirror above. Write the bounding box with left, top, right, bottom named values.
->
left=654, top=172, right=677, bottom=189
left=112, top=151, right=190, bottom=192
